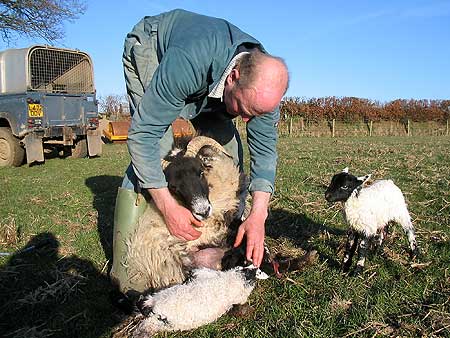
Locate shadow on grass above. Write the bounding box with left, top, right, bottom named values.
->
left=85, top=175, right=123, bottom=266
left=266, top=208, right=346, bottom=270
left=0, top=232, right=123, bottom=338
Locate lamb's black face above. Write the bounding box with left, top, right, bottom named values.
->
left=164, top=157, right=211, bottom=220
left=325, top=172, right=362, bottom=202
left=242, top=268, right=257, bottom=285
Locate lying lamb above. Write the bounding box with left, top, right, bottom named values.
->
left=325, top=167, right=418, bottom=274
left=130, top=266, right=268, bottom=337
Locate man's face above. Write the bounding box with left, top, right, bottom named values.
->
left=223, top=67, right=285, bottom=123
left=223, top=69, right=265, bottom=123
left=223, top=85, right=257, bottom=123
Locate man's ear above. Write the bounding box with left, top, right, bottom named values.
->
left=227, top=68, right=240, bottom=85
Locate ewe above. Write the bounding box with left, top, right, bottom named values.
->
left=325, top=168, right=418, bottom=274
left=124, top=136, right=247, bottom=291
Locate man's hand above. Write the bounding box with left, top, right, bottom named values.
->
left=233, top=191, right=270, bottom=267
left=149, top=187, right=203, bottom=241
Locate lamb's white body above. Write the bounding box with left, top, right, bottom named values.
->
left=344, top=180, right=414, bottom=240
left=325, top=169, right=418, bottom=273
left=132, top=268, right=255, bottom=337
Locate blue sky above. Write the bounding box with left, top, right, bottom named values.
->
left=3, top=0, right=450, bottom=102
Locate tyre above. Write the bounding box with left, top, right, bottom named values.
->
left=71, top=138, right=88, bottom=158
left=0, top=127, right=25, bottom=167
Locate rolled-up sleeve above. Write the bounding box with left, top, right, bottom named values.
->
left=246, top=107, right=279, bottom=194
left=127, top=47, right=206, bottom=189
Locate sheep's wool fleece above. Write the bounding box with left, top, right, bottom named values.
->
left=344, top=180, right=410, bottom=236
left=125, top=148, right=244, bottom=291
left=132, top=268, right=254, bottom=337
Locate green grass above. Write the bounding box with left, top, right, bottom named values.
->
left=0, top=136, right=449, bottom=338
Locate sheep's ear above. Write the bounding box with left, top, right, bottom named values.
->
left=136, top=295, right=154, bottom=317
left=357, top=174, right=372, bottom=185
left=245, top=264, right=269, bottom=280
left=197, top=145, right=217, bottom=168
left=255, top=269, right=269, bottom=280
left=342, top=167, right=349, bottom=173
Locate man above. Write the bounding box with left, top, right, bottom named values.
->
left=111, top=9, right=289, bottom=292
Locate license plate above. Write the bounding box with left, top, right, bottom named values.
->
left=28, top=104, right=43, bottom=117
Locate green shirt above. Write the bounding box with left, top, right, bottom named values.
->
left=126, top=9, right=279, bottom=193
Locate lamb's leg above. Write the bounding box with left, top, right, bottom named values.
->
left=377, top=228, right=385, bottom=246
left=354, top=236, right=369, bottom=276
left=373, top=227, right=386, bottom=255
left=397, top=214, right=419, bottom=258
left=342, top=230, right=359, bottom=273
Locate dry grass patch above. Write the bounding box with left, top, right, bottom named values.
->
left=0, top=216, right=18, bottom=246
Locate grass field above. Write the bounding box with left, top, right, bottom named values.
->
left=0, top=136, right=449, bottom=338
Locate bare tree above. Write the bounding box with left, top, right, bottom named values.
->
left=98, top=94, right=129, bottom=121
left=0, top=0, right=86, bottom=44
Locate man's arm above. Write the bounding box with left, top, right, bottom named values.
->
left=246, top=108, right=279, bottom=194
left=127, top=48, right=209, bottom=241
left=128, top=47, right=209, bottom=190
left=149, top=187, right=203, bottom=241
left=236, top=107, right=279, bottom=266
left=233, top=191, right=270, bottom=267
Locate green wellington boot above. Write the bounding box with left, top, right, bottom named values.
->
left=110, top=187, right=148, bottom=293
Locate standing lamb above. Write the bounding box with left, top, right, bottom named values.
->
left=325, top=167, right=418, bottom=274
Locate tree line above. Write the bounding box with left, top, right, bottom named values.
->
left=280, top=97, right=450, bottom=123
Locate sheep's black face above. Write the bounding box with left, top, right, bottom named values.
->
left=164, top=157, right=212, bottom=220
left=325, top=172, right=362, bottom=202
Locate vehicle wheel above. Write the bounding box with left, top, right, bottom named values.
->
left=59, top=146, right=71, bottom=158
left=71, top=138, right=88, bottom=158
left=0, top=127, right=25, bottom=167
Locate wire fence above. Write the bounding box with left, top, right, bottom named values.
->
left=29, top=47, right=94, bottom=94
left=234, top=117, right=450, bottom=138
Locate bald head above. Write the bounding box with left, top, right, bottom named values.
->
left=223, top=50, right=289, bottom=121
left=235, top=51, right=289, bottom=114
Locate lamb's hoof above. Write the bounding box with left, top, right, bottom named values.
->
left=341, top=263, right=351, bottom=274
left=351, top=266, right=363, bottom=277
left=228, top=303, right=255, bottom=318
left=410, top=247, right=420, bottom=259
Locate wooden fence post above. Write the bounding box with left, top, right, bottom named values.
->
left=369, top=120, right=373, bottom=136
left=332, top=119, right=335, bottom=137
left=289, top=116, right=293, bottom=136
left=407, top=119, right=411, bottom=136
left=447, top=119, right=449, bottom=136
